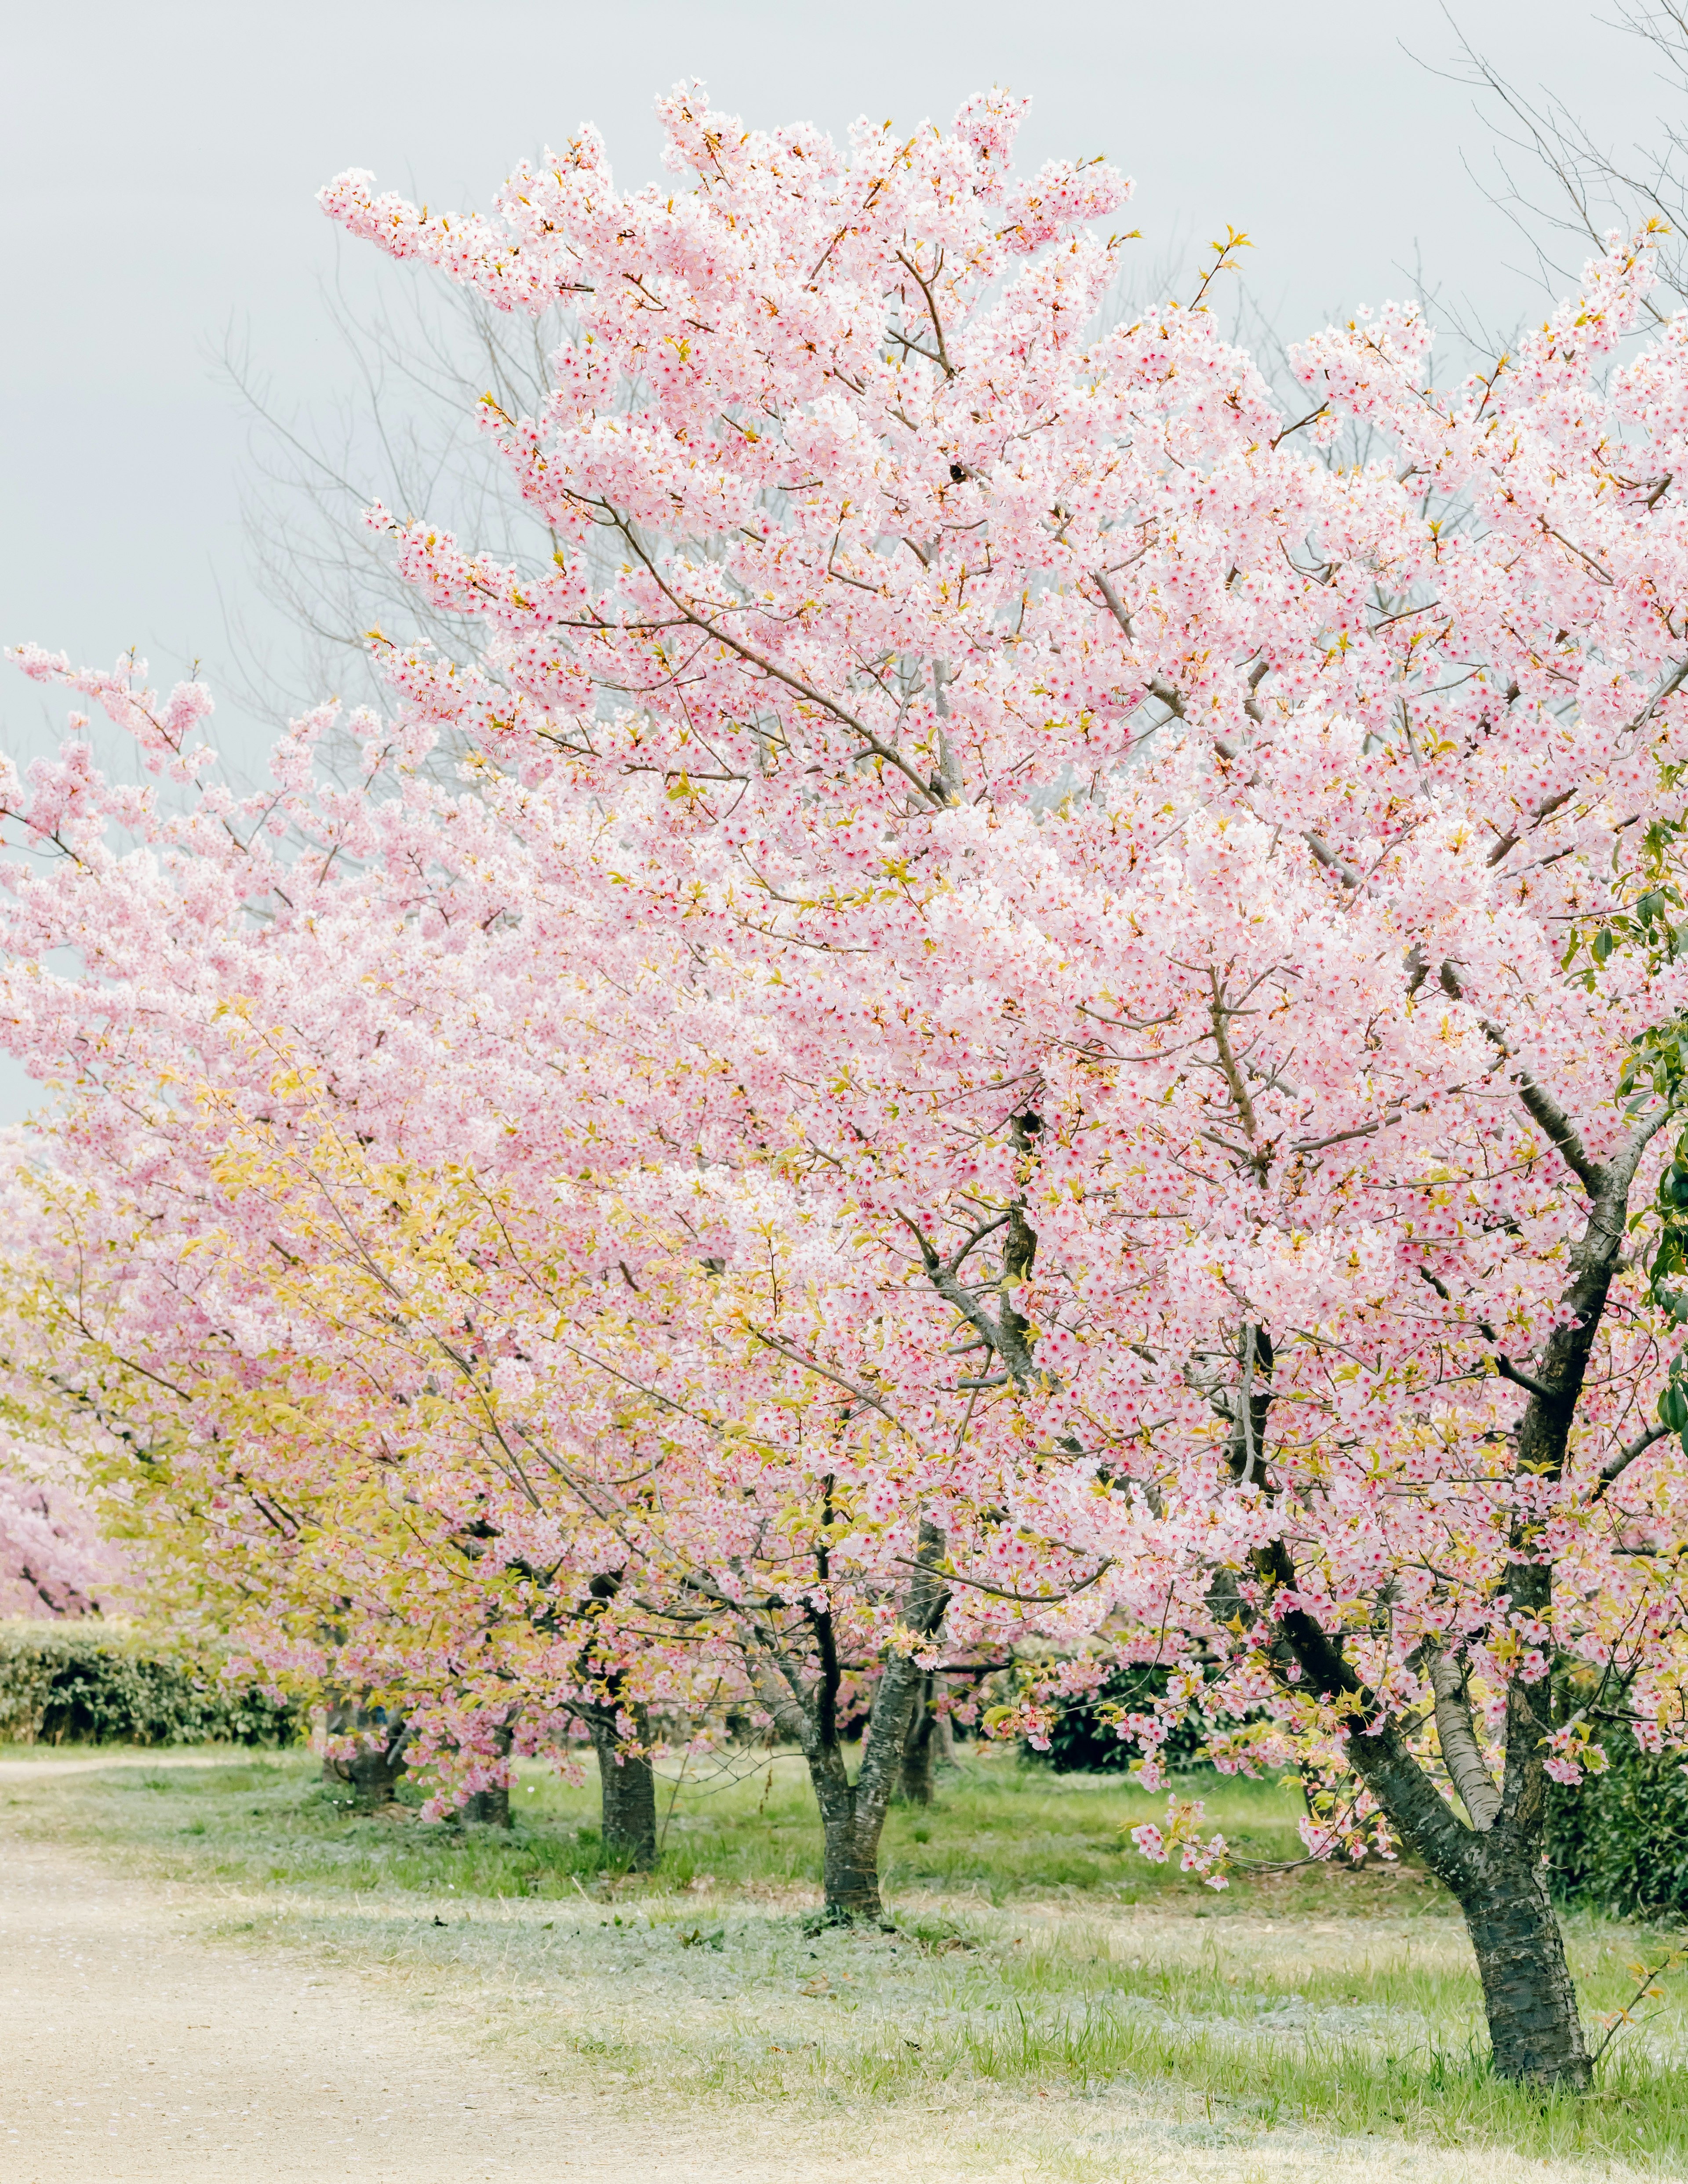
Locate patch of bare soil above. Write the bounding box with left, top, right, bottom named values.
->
left=0, top=1834, right=846, bottom=2182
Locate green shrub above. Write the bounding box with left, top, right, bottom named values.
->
left=1548, top=1736, right=1688, bottom=1920
left=1021, top=1666, right=1205, bottom=1774
left=0, top=1621, right=301, bottom=1748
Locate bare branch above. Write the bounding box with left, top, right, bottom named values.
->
left=1495, top=1356, right=1561, bottom=1403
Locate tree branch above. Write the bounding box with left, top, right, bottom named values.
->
left=607, top=511, right=942, bottom=809
left=1495, top=1355, right=1562, bottom=1403
left=1427, top=1648, right=1502, bottom=1830
left=1593, top=1417, right=1673, bottom=1501
left=1440, top=961, right=1602, bottom=1193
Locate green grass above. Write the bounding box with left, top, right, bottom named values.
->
left=0, top=1738, right=1366, bottom=1905
left=7, top=1742, right=1688, bottom=2177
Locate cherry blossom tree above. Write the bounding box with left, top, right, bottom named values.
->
left=10, top=79, right=1688, bottom=2076
left=305, top=87, right=1688, bottom=2083
left=0, top=1435, right=120, bottom=1618
left=0, top=723, right=695, bottom=1840
left=0, top=698, right=1059, bottom=1906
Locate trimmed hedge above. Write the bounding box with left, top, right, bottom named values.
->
left=0, top=1622, right=300, bottom=1748
left=1548, top=1737, right=1688, bottom=1921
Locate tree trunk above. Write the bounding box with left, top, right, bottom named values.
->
left=1456, top=1838, right=1591, bottom=2088
left=462, top=1720, right=514, bottom=1826
left=589, top=1712, right=657, bottom=1870
left=1224, top=1081, right=1666, bottom=2094
left=321, top=1701, right=408, bottom=1813
left=749, top=1521, right=950, bottom=1927
left=808, top=1651, right=922, bottom=1919
left=895, top=1675, right=936, bottom=1805
left=813, top=1748, right=887, bottom=1922
left=802, top=1526, right=950, bottom=1924
left=1281, top=1660, right=1593, bottom=2087
left=1283, top=1667, right=1592, bottom=2086
left=931, top=1674, right=957, bottom=1769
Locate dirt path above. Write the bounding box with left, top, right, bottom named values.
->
left=0, top=1753, right=248, bottom=1781
left=0, top=1832, right=845, bottom=2183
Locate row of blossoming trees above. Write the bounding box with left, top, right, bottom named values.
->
left=4, top=85, right=1688, bottom=2086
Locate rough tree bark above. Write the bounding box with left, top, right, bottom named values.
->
left=588, top=1708, right=658, bottom=1870
left=751, top=1518, right=950, bottom=1925
left=575, top=1570, right=658, bottom=1868
left=895, top=1674, right=937, bottom=1806
left=809, top=1609, right=939, bottom=1921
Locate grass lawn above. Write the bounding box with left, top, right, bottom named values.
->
left=6, top=1741, right=1687, bottom=2178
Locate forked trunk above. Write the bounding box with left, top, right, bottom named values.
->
left=1309, top=1694, right=1593, bottom=2086
left=1235, top=1077, right=1671, bottom=2095
left=589, top=1713, right=657, bottom=1870
left=761, top=1518, right=950, bottom=1926
left=814, top=1752, right=888, bottom=1923
left=1293, top=1677, right=1594, bottom=2087
left=1457, top=1838, right=1591, bottom=2089
left=805, top=1603, right=942, bottom=1923
left=321, top=1700, right=409, bottom=1813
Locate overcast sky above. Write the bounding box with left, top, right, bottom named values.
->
left=0, top=0, right=1666, bottom=1120
left=3, top=0, right=1656, bottom=775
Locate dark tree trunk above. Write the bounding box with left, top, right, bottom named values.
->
left=1458, top=1836, right=1590, bottom=2087
left=813, top=1747, right=889, bottom=1922
left=1424, top=1610, right=1590, bottom=2083
left=796, top=1523, right=950, bottom=1925
left=578, top=1572, right=655, bottom=1867
left=321, top=1701, right=409, bottom=1813
left=1212, top=1066, right=1673, bottom=2093
left=589, top=1712, right=657, bottom=1870
left=1270, top=1592, right=1593, bottom=2087
left=462, top=1720, right=514, bottom=1826
left=931, top=1675, right=957, bottom=1770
